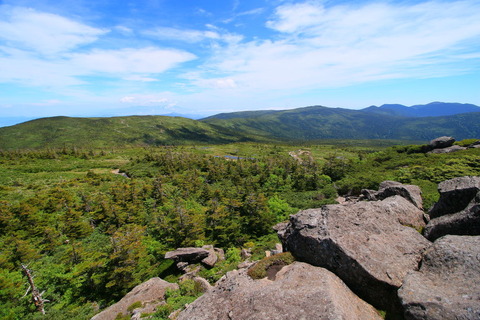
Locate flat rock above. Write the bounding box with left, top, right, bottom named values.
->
left=91, top=277, right=178, bottom=320
left=177, top=262, right=382, bottom=320
left=399, top=235, right=480, bottom=320
left=277, top=197, right=430, bottom=312
left=428, top=136, right=455, bottom=149
left=428, top=176, right=480, bottom=219
left=428, top=145, right=467, bottom=154
left=164, top=247, right=210, bottom=264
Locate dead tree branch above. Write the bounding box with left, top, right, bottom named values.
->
left=21, top=264, right=47, bottom=315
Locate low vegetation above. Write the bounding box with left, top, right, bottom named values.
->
left=247, top=252, right=295, bottom=280
left=0, top=140, right=479, bottom=319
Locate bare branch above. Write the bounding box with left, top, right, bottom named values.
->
left=21, top=264, right=47, bottom=315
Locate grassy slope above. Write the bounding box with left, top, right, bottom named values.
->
left=0, top=116, right=261, bottom=149
left=2, top=107, right=480, bottom=150
left=203, top=106, right=480, bottom=141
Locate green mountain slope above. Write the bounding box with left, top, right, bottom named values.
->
left=2, top=106, right=479, bottom=150
left=202, top=106, right=480, bottom=141
left=0, top=115, right=256, bottom=149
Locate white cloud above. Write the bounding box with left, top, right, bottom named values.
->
left=194, top=77, right=238, bottom=89
left=119, top=94, right=177, bottom=107
left=123, top=75, right=158, bottom=82
left=70, top=47, right=196, bottom=74
left=145, top=27, right=221, bottom=43
left=120, top=96, right=136, bottom=103
left=192, top=0, right=480, bottom=93
left=0, top=6, right=107, bottom=55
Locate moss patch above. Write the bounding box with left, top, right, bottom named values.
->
left=247, top=252, right=295, bottom=280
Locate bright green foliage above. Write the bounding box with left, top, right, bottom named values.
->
left=247, top=252, right=295, bottom=279
left=1, top=141, right=479, bottom=318
left=150, top=279, right=204, bottom=320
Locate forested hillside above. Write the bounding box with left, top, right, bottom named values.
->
left=2, top=104, right=480, bottom=150
left=0, top=116, right=257, bottom=149
left=1, top=141, right=480, bottom=319
left=202, top=106, right=480, bottom=141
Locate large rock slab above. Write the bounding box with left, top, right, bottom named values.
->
left=164, top=247, right=210, bottom=263
left=428, top=145, right=467, bottom=154
left=424, top=199, right=480, bottom=241
left=177, top=262, right=382, bottom=320
left=200, top=245, right=218, bottom=268
left=428, top=176, right=480, bottom=219
left=372, top=181, right=423, bottom=210
left=399, top=235, right=480, bottom=320
left=91, top=277, right=178, bottom=320
left=277, top=197, right=430, bottom=312
left=428, top=136, right=455, bottom=149
left=424, top=176, right=480, bottom=240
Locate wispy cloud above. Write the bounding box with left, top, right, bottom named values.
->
left=192, top=0, right=480, bottom=93
left=0, top=6, right=196, bottom=88
left=0, top=6, right=106, bottom=55
left=145, top=27, right=221, bottom=43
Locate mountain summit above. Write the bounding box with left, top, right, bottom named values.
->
left=361, top=102, right=480, bottom=117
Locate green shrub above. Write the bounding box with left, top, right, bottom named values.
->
left=454, top=139, right=479, bottom=147
left=127, top=301, right=143, bottom=312
left=247, top=252, right=295, bottom=280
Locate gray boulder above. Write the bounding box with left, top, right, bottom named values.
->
left=277, top=197, right=430, bottom=313
left=428, top=136, right=455, bottom=149
left=177, top=262, right=383, bottom=320
left=424, top=200, right=480, bottom=241
left=428, top=176, right=480, bottom=218
left=399, top=235, right=480, bottom=320
left=428, top=145, right=467, bottom=154
left=91, top=277, right=178, bottom=320
left=200, top=245, right=218, bottom=268
left=374, top=181, right=423, bottom=210
left=164, top=247, right=210, bottom=264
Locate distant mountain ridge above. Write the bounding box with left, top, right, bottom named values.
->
left=1, top=102, right=479, bottom=149
left=361, top=102, right=480, bottom=117
left=202, top=105, right=480, bottom=141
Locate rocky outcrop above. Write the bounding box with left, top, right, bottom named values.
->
left=361, top=181, right=423, bottom=210
left=424, top=176, right=480, bottom=241
left=177, top=262, right=383, bottom=320
left=276, top=196, right=430, bottom=312
left=165, top=246, right=224, bottom=270
left=399, top=235, right=480, bottom=320
left=200, top=245, right=218, bottom=268
left=428, top=176, right=480, bottom=218
left=428, top=136, right=455, bottom=149
left=91, top=277, right=178, bottom=320
left=165, top=247, right=210, bottom=263
left=428, top=145, right=467, bottom=153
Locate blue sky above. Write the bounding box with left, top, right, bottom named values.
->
left=1, top=0, right=480, bottom=126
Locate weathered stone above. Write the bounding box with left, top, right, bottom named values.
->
left=214, top=248, right=225, bottom=261
left=91, top=277, right=178, bottom=320
left=201, top=245, right=218, bottom=268
left=399, top=235, right=480, bottom=320
left=237, top=260, right=254, bottom=269
left=240, top=248, right=251, bottom=260
left=193, top=276, right=212, bottom=293
left=428, top=136, right=455, bottom=149
left=360, top=189, right=378, bottom=201
left=428, top=176, right=480, bottom=219
left=164, top=247, right=210, bottom=263
left=424, top=191, right=480, bottom=241
left=428, top=145, right=467, bottom=154
left=177, top=262, right=383, bottom=320
left=277, top=197, right=430, bottom=313
left=375, top=181, right=423, bottom=210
